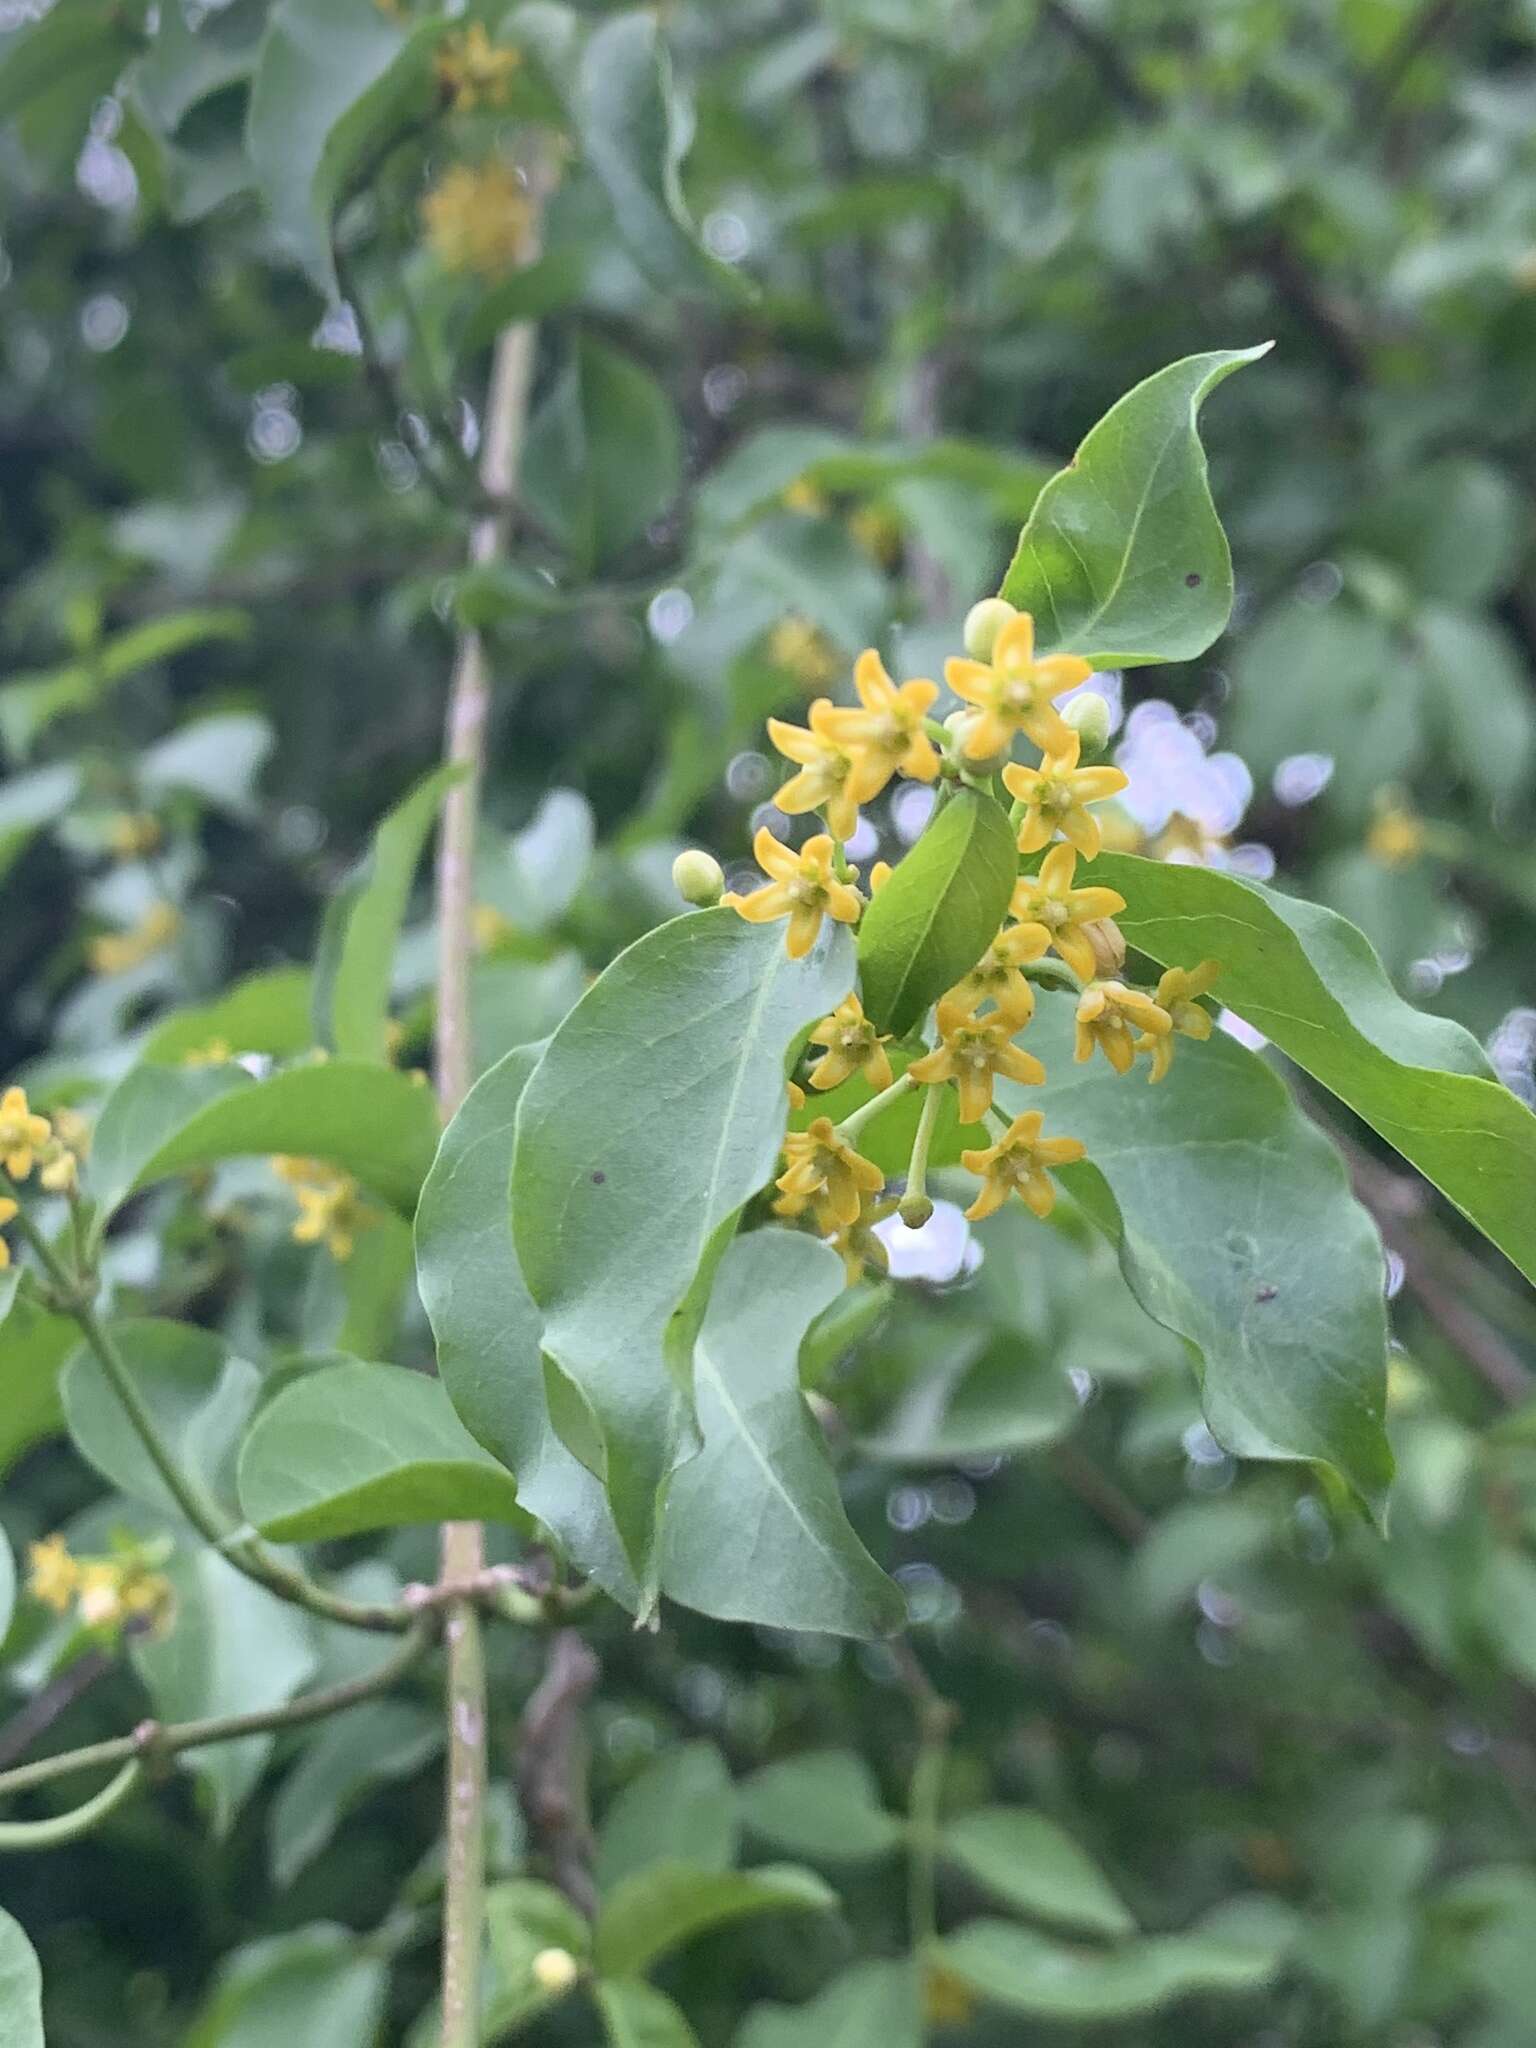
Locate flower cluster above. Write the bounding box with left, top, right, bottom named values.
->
left=702, top=590, right=1228, bottom=1273
left=87, top=899, right=180, bottom=977
left=27, top=1532, right=171, bottom=1637
left=421, top=160, right=534, bottom=277
left=269, top=1156, right=373, bottom=1261
left=0, top=1088, right=89, bottom=1265
left=435, top=23, right=520, bottom=113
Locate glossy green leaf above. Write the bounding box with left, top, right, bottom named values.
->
left=856, top=791, right=1017, bottom=1036
left=268, top=1700, right=441, bottom=1888
left=523, top=338, right=683, bottom=569
left=597, top=1982, right=701, bottom=2048
left=415, top=1045, right=638, bottom=1607
left=938, top=1901, right=1294, bottom=2020
left=998, top=345, right=1270, bottom=664
left=245, top=0, right=444, bottom=295
left=941, top=1807, right=1135, bottom=1938
left=1099, top=851, right=1536, bottom=1285
left=662, top=1230, right=903, bottom=1636
left=735, top=1961, right=921, bottom=2048
left=141, top=968, right=314, bottom=1065
left=738, top=1751, right=903, bottom=1865
left=512, top=910, right=854, bottom=1590
left=132, top=1539, right=317, bottom=1835
left=478, top=1880, right=593, bottom=2040
left=87, top=1058, right=442, bottom=1221
left=573, top=11, right=730, bottom=297
left=316, top=765, right=459, bottom=1063
left=0, top=1909, right=43, bottom=2048
left=594, top=1862, right=836, bottom=1979
left=997, top=992, right=1392, bottom=1514
left=0, top=1285, right=75, bottom=1481
left=236, top=1357, right=525, bottom=1541
left=182, top=1925, right=386, bottom=2048
left=63, top=1319, right=259, bottom=1523
left=596, top=1741, right=736, bottom=1895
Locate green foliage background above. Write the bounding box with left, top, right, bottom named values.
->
left=3, top=2, right=1536, bottom=2044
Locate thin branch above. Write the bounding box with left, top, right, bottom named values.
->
left=515, top=1628, right=600, bottom=1919
left=0, top=1645, right=116, bottom=1772
left=432, top=164, right=549, bottom=2048
left=0, top=1619, right=433, bottom=1803
left=890, top=1639, right=956, bottom=1955
left=1355, top=0, right=1466, bottom=130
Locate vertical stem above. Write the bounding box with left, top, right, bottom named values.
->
left=891, top=1637, right=956, bottom=2010
left=433, top=216, right=544, bottom=2047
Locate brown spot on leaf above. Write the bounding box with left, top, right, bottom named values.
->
left=1185, top=572, right=1202, bottom=587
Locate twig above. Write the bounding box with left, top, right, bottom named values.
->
left=0, top=1619, right=433, bottom=1802
left=514, top=1629, right=600, bottom=1919
left=1049, top=1441, right=1151, bottom=1545
left=432, top=173, right=548, bottom=2048
left=0, top=1646, right=115, bottom=1772
left=1356, top=0, right=1466, bottom=130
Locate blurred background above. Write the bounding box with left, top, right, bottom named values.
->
left=3, top=1, right=1536, bottom=2043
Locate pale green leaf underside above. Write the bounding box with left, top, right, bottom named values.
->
left=0, top=1908, right=44, bottom=2048
left=941, top=1806, right=1135, bottom=1939
left=594, top=1861, right=835, bottom=1979
left=1000, top=344, right=1270, bottom=664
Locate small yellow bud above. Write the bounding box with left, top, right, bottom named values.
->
left=672, top=848, right=726, bottom=908
left=1062, top=690, right=1113, bottom=757
left=962, top=597, right=1017, bottom=662
left=531, top=1948, right=580, bottom=1995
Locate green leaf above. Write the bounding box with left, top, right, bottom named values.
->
left=856, top=791, right=1018, bottom=1036
left=316, top=765, right=459, bottom=1063
left=0, top=1286, right=76, bottom=1481
left=62, top=1319, right=259, bottom=1523
left=735, top=1961, right=921, bottom=2048
left=415, top=1045, right=638, bottom=1607
left=236, top=1357, right=525, bottom=1541
left=938, top=1902, right=1294, bottom=2020
left=941, top=1807, right=1135, bottom=1938
left=738, top=1751, right=903, bottom=1865
left=1098, top=851, right=1536, bottom=1287
left=1417, top=607, right=1534, bottom=807
left=244, top=0, right=444, bottom=295
left=0, top=610, right=250, bottom=756
left=268, top=1700, right=441, bottom=1887
left=500, top=789, right=596, bottom=931
left=597, top=1982, right=702, bottom=2048
left=1131, top=1498, right=1275, bottom=1616
left=138, top=711, right=274, bottom=816
left=461, top=246, right=594, bottom=351
left=87, top=1058, right=442, bottom=1221
left=597, top=1742, right=737, bottom=1895
left=523, top=338, right=683, bottom=569
left=594, top=1862, right=836, bottom=1979
left=1356, top=456, right=1523, bottom=605
left=141, top=968, right=315, bottom=1066
left=0, top=1909, right=43, bottom=2048
left=998, top=345, right=1270, bottom=665
left=478, top=1881, right=592, bottom=2040
left=998, top=992, right=1393, bottom=1514
left=662, top=1230, right=903, bottom=1636
left=573, top=11, right=732, bottom=298
left=132, top=0, right=266, bottom=135
left=512, top=910, right=855, bottom=1591
left=132, top=1538, right=317, bottom=1835
left=0, top=763, right=81, bottom=882
left=183, top=1925, right=386, bottom=2048
left=0, top=1526, right=14, bottom=1643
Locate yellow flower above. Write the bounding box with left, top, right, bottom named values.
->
left=1074, top=980, right=1172, bottom=1076
left=1138, top=961, right=1220, bottom=1082
left=77, top=1561, right=127, bottom=1629
left=0, top=1086, right=51, bottom=1180
left=271, top=1157, right=369, bottom=1261
left=38, top=1145, right=77, bottom=1195
left=182, top=1037, right=232, bottom=1069
left=1002, top=728, right=1129, bottom=859
left=943, top=611, right=1091, bottom=762
left=908, top=1014, right=1045, bottom=1126
left=0, top=1195, right=15, bottom=1269
left=105, top=811, right=161, bottom=859
left=780, top=479, right=827, bottom=517
left=819, top=650, right=940, bottom=784
left=766, top=699, right=889, bottom=839
left=436, top=22, right=520, bottom=112
left=27, top=1534, right=79, bottom=1613
left=848, top=503, right=902, bottom=565
left=768, top=615, right=840, bottom=688
left=1367, top=793, right=1425, bottom=868
left=88, top=900, right=180, bottom=976
left=52, top=1107, right=91, bottom=1158
left=923, top=1964, right=978, bottom=2028
left=1010, top=845, right=1127, bottom=982
left=722, top=829, right=863, bottom=959
left=421, top=161, right=533, bottom=277
left=806, top=993, right=894, bottom=1092
left=774, top=1117, right=885, bottom=1229
left=960, top=1109, right=1086, bottom=1222
left=937, top=920, right=1051, bottom=1035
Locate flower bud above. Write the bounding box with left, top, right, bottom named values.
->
left=943, top=710, right=1009, bottom=779
left=1082, top=918, right=1127, bottom=978
left=1062, top=690, right=1113, bottom=757
left=963, top=597, right=1017, bottom=662
left=672, top=848, right=725, bottom=908
left=531, top=1948, right=581, bottom=1995
left=898, top=1192, right=934, bottom=1229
